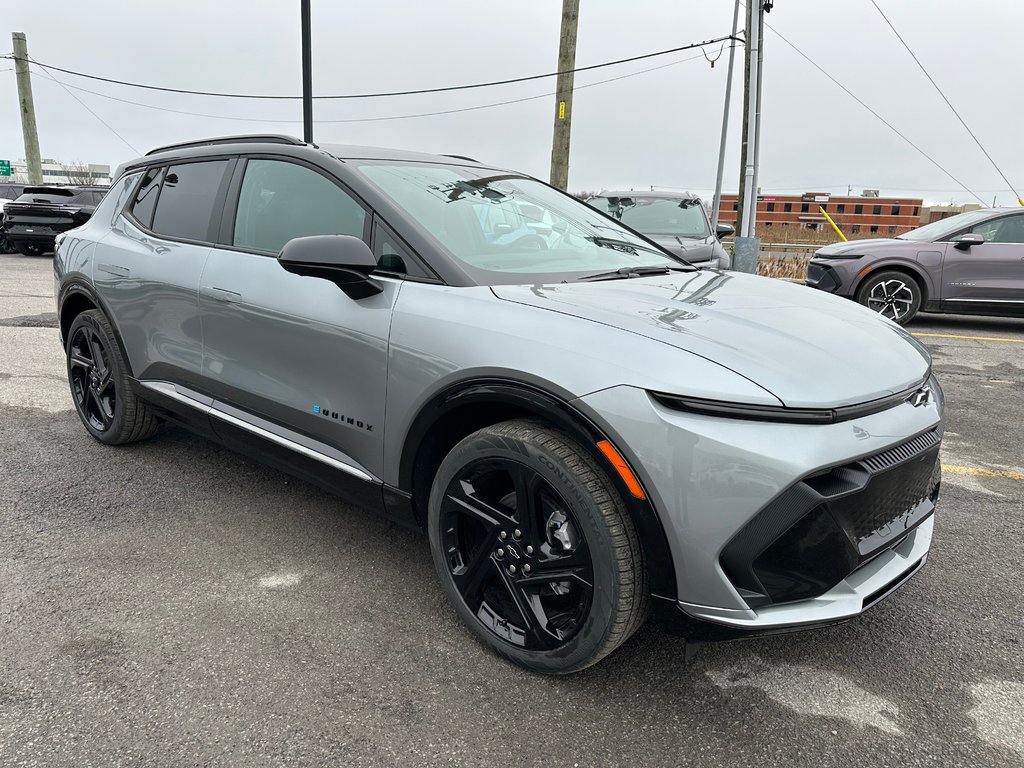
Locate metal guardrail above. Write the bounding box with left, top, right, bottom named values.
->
left=721, top=240, right=825, bottom=256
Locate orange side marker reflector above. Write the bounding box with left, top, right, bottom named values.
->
left=596, top=440, right=647, bottom=499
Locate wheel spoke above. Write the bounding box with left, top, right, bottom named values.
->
left=88, top=333, right=108, bottom=379
left=518, top=560, right=593, bottom=590
left=446, top=479, right=518, bottom=530
left=451, top=544, right=498, bottom=608
left=508, top=463, right=543, bottom=539
left=69, top=351, right=92, bottom=371
left=495, top=566, right=548, bottom=644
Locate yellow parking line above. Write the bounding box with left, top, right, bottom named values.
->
left=942, top=464, right=1024, bottom=481
left=913, top=332, right=1024, bottom=344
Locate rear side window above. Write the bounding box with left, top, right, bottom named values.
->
left=130, top=166, right=165, bottom=228
left=151, top=160, right=231, bottom=242
left=232, top=159, right=367, bottom=253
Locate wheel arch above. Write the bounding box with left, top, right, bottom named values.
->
left=399, top=378, right=678, bottom=601
left=853, top=261, right=932, bottom=304
left=58, top=282, right=135, bottom=378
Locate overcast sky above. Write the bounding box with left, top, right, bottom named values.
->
left=3, top=1, right=1020, bottom=205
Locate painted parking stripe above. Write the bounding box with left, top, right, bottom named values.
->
left=942, top=464, right=1024, bottom=481
left=913, top=332, right=1024, bottom=344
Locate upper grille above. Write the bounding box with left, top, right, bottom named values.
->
left=860, top=428, right=940, bottom=474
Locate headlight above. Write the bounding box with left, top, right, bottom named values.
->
left=814, top=253, right=863, bottom=260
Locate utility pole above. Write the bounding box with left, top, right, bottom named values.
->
left=711, top=0, right=742, bottom=234
left=300, top=0, right=313, bottom=144
left=734, top=1, right=765, bottom=274
left=549, top=0, right=580, bottom=191
left=12, top=33, right=43, bottom=186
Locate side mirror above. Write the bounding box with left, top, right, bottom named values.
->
left=953, top=232, right=985, bottom=250
left=278, top=235, right=382, bottom=299
left=716, top=223, right=735, bottom=238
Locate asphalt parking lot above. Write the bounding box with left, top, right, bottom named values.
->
left=1, top=251, right=1021, bottom=767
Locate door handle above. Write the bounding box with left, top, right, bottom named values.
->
left=201, top=286, right=242, bottom=303
left=97, top=263, right=130, bottom=278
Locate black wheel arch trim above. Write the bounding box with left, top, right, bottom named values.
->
left=399, top=377, right=678, bottom=601
left=57, top=281, right=135, bottom=378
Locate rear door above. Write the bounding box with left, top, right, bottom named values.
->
left=198, top=156, right=400, bottom=482
left=941, top=213, right=1024, bottom=315
left=95, top=159, right=234, bottom=383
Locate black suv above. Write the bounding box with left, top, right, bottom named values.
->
left=3, top=185, right=108, bottom=256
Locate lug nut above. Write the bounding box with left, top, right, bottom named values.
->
left=499, top=531, right=508, bottom=541
left=508, top=564, right=517, bottom=574
left=496, top=548, right=505, bottom=558
left=525, top=545, right=534, bottom=555
left=522, top=564, right=532, bottom=574
left=513, top=529, right=522, bottom=540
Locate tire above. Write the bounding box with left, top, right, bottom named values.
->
left=65, top=310, right=161, bottom=445
left=428, top=419, right=648, bottom=674
left=0, top=233, right=15, bottom=255
left=856, top=270, right=922, bottom=325
left=13, top=241, right=47, bottom=257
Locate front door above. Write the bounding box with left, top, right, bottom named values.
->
left=941, top=213, right=1024, bottom=316
left=198, top=157, right=397, bottom=483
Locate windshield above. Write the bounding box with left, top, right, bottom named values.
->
left=898, top=208, right=995, bottom=241
left=588, top=195, right=710, bottom=238
left=355, top=162, right=684, bottom=284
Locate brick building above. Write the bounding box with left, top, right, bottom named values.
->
left=717, top=191, right=924, bottom=237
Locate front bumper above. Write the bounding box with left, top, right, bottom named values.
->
left=805, top=260, right=842, bottom=293
left=575, top=384, right=943, bottom=636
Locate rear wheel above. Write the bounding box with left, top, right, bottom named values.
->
left=13, top=241, right=47, bottom=256
left=856, top=270, right=922, bottom=325
left=66, top=310, right=161, bottom=445
left=428, top=420, right=647, bottom=674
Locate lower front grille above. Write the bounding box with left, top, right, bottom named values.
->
left=721, top=429, right=941, bottom=607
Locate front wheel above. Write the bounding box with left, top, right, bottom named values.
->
left=856, top=270, right=922, bottom=325
left=428, top=420, right=648, bottom=674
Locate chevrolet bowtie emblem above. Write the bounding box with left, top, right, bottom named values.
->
left=908, top=386, right=931, bottom=407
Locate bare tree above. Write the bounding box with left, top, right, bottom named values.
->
left=59, top=161, right=101, bottom=185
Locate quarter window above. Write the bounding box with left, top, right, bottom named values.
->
left=129, top=166, right=164, bottom=228
left=150, top=160, right=231, bottom=242
left=233, top=159, right=367, bottom=253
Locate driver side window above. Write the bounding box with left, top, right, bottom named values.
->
left=969, top=218, right=1007, bottom=243
left=991, top=215, right=1024, bottom=244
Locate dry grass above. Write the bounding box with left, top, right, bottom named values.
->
left=756, top=253, right=810, bottom=280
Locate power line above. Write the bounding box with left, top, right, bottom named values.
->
left=761, top=17, right=987, bottom=205
left=25, top=49, right=729, bottom=125
left=31, top=59, right=139, bottom=154
left=0, top=35, right=738, bottom=101
left=868, top=0, right=1019, bottom=200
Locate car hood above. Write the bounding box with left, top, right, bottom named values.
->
left=815, top=238, right=912, bottom=257
left=491, top=271, right=931, bottom=408
left=650, top=234, right=718, bottom=264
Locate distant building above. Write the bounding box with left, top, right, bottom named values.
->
left=717, top=191, right=924, bottom=236
left=6, top=159, right=111, bottom=186
left=919, top=203, right=982, bottom=224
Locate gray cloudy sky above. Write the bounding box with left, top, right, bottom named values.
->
left=3, top=0, right=1020, bottom=204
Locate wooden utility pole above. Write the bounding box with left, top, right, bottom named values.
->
left=12, top=33, right=43, bottom=185
left=549, top=0, right=580, bottom=191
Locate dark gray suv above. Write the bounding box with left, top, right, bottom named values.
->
left=807, top=207, right=1024, bottom=324
left=54, top=135, right=944, bottom=673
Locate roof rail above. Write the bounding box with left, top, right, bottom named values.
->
left=145, top=135, right=305, bottom=157
left=440, top=154, right=478, bottom=163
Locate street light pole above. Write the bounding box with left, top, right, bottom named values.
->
left=710, top=0, right=742, bottom=233
left=301, top=0, right=313, bottom=144
left=733, top=1, right=764, bottom=273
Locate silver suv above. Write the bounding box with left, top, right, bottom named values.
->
left=55, top=135, right=944, bottom=673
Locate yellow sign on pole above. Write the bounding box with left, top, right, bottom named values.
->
left=819, top=206, right=847, bottom=242
left=558, top=101, right=566, bottom=120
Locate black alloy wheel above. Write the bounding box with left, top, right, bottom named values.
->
left=14, top=241, right=46, bottom=256
left=65, top=310, right=161, bottom=445
left=429, top=420, right=648, bottom=674
left=69, top=324, right=116, bottom=433
left=440, top=458, right=594, bottom=651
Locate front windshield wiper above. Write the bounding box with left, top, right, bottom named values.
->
left=585, top=235, right=665, bottom=255
left=579, top=264, right=696, bottom=282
